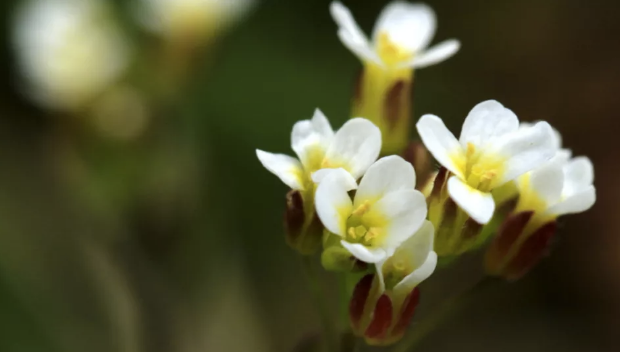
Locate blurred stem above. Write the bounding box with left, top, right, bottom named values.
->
left=392, top=277, right=497, bottom=352
left=338, top=274, right=348, bottom=328
left=301, top=256, right=338, bottom=352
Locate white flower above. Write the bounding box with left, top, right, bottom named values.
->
left=256, top=109, right=381, bottom=191
left=330, top=1, right=460, bottom=69
left=376, top=220, right=436, bottom=296
left=13, top=0, right=130, bottom=110
left=314, top=156, right=427, bottom=263
left=515, top=132, right=596, bottom=219
left=135, top=0, right=254, bottom=39
left=416, top=100, right=557, bottom=224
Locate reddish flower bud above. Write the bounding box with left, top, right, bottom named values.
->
left=402, top=142, right=432, bottom=191
left=485, top=211, right=557, bottom=280
left=349, top=274, right=422, bottom=346
left=284, top=190, right=323, bottom=255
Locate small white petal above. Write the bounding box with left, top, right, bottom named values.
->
left=394, top=252, right=437, bottom=296
left=355, top=156, right=416, bottom=206
left=330, top=1, right=369, bottom=46
left=314, top=168, right=358, bottom=236
left=408, top=39, right=460, bottom=68
left=520, top=121, right=563, bottom=151
left=492, top=121, right=557, bottom=184
left=324, top=118, right=382, bottom=179
left=528, top=157, right=564, bottom=205
left=337, top=29, right=383, bottom=65
left=373, top=189, right=427, bottom=250
left=416, top=114, right=465, bottom=178
left=311, top=168, right=338, bottom=184
left=392, top=220, right=435, bottom=270
left=256, top=150, right=304, bottom=190
left=372, top=2, right=436, bottom=52
left=547, top=186, right=596, bottom=216
left=341, top=241, right=387, bottom=263
left=291, top=108, right=334, bottom=169
left=460, top=100, right=519, bottom=149
left=562, top=157, right=594, bottom=197
left=447, top=176, right=495, bottom=224
left=330, top=2, right=381, bottom=64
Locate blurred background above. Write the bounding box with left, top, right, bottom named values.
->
left=0, top=0, right=619, bottom=351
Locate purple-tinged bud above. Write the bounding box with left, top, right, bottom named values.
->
left=284, top=190, right=322, bottom=255
left=485, top=211, right=558, bottom=280
left=349, top=274, right=422, bottom=346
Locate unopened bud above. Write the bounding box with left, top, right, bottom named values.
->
left=501, top=220, right=557, bottom=281
left=284, top=190, right=322, bottom=255
left=349, top=274, right=422, bottom=346
left=403, top=142, right=432, bottom=191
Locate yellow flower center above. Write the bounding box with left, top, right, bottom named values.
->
left=344, top=201, right=387, bottom=246
left=376, top=32, right=414, bottom=67
left=451, top=142, right=506, bottom=192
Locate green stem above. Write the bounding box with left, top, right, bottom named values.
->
left=392, top=277, right=497, bottom=352
left=301, top=256, right=338, bottom=352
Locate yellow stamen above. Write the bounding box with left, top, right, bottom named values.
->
left=351, top=201, right=371, bottom=217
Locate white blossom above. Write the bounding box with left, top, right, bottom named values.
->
left=314, top=156, right=427, bottom=263
left=330, top=1, right=460, bottom=69
left=416, top=100, right=557, bottom=224
left=13, top=0, right=130, bottom=110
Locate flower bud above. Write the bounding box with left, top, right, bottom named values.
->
left=349, top=274, right=421, bottom=346
left=484, top=211, right=557, bottom=280
left=402, top=141, right=432, bottom=191
left=284, top=190, right=322, bottom=255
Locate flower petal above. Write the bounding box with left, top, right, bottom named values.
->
left=341, top=241, right=387, bottom=263
left=447, top=176, right=495, bottom=224
left=408, top=39, right=460, bottom=68
left=528, top=157, right=564, bottom=205
left=330, top=2, right=380, bottom=64
left=355, top=155, right=416, bottom=206
left=491, top=121, right=557, bottom=185
left=256, top=150, right=304, bottom=190
left=371, top=2, right=436, bottom=53
left=547, top=186, right=596, bottom=216
left=394, top=220, right=435, bottom=267
left=315, top=168, right=358, bottom=236
left=416, top=114, right=465, bottom=178
left=394, top=252, right=437, bottom=296
left=324, top=118, right=382, bottom=179
left=291, top=108, right=334, bottom=169
left=459, top=100, right=519, bottom=149
left=562, top=156, right=594, bottom=197
left=520, top=121, right=563, bottom=150
left=373, top=189, right=427, bottom=251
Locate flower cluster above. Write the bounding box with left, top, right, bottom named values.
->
left=256, top=0, right=596, bottom=348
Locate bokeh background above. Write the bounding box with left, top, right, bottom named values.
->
left=0, top=0, right=619, bottom=351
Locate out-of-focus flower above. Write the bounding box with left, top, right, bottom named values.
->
left=135, top=0, right=254, bottom=42
left=417, top=100, right=556, bottom=225
left=314, top=156, right=427, bottom=263
left=349, top=220, right=436, bottom=345
left=331, top=1, right=460, bottom=154
left=485, top=129, right=596, bottom=280
left=13, top=0, right=130, bottom=111
left=256, top=110, right=381, bottom=254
